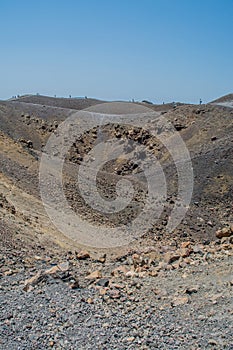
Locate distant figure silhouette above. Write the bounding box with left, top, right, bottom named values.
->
left=200, top=98, right=202, bottom=105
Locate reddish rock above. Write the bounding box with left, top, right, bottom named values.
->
left=181, top=241, right=191, bottom=248
left=45, top=266, right=60, bottom=275
left=76, top=250, right=90, bottom=260
left=176, top=247, right=192, bottom=258
left=23, top=271, right=43, bottom=291
left=99, top=287, right=108, bottom=295
left=164, top=252, right=180, bottom=264
left=87, top=297, right=94, bottom=304
left=171, top=296, right=189, bottom=307
left=148, top=269, right=158, bottom=277
left=85, top=270, right=102, bottom=280
left=216, top=226, right=232, bottom=239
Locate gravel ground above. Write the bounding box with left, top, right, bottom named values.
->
left=0, top=254, right=232, bottom=350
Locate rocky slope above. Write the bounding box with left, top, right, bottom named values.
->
left=0, top=95, right=232, bottom=349
left=210, top=93, right=233, bottom=108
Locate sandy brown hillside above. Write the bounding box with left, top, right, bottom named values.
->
left=10, top=95, right=105, bottom=110
left=210, top=93, right=233, bottom=103
left=0, top=96, right=233, bottom=252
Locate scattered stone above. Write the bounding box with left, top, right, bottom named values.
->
left=102, top=322, right=109, bottom=328
left=176, top=247, right=192, bottom=258
left=155, top=261, right=168, bottom=271
left=182, top=272, right=188, bottom=279
left=23, top=262, right=71, bottom=291
left=45, top=262, right=69, bottom=275
left=211, top=136, right=217, bottom=141
left=216, top=226, right=233, bottom=238
left=111, top=265, right=130, bottom=277
left=85, top=270, right=102, bottom=280
left=171, top=296, right=189, bottom=307
left=23, top=271, right=43, bottom=291
left=95, top=254, right=106, bottom=263
left=125, top=270, right=138, bottom=277
left=58, top=261, right=69, bottom=271
left=108, top=289, right=121, bottom=299
left=185, top=286, right=199, bottom=295
left=45, top=266, right=60, bottom=275
left=69, top=279, right=79, bottom=289
left=76, top=250, right=90, bottom=260
left=126, top=337, right=135, bottom=342
left=181, top=241, right=191, bottom=248
left=148, top=269, right=158, bottom=277
left=96, top=278, right=109, bottom=287
left=87, top=297, right=94, bottom=304
left=34, top=255, right=43, bottom=261
left=164, top=252, right=180, bottom=264
left=111, top=283, right=125, bottom=289
left=193, top=245, right=204, bottom=255
left=4, top=270, right=13, bottom=276
left=99, top=287, right=108, bottom=295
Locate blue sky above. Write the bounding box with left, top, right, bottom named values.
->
left=0, top=0, right=233, bottom=103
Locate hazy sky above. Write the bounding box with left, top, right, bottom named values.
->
left=0, top=0, right=233, bottom=103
